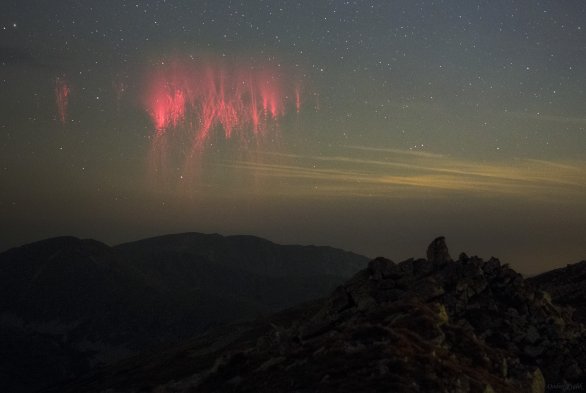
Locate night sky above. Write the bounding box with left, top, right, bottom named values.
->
left=1, top=1, right=585, bottom=274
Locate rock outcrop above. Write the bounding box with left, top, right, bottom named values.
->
left=528, top=260, right=586, bottom=324
left=426, top=236, right=452, bottom=263
left=44, top=238, right=586, bottom=393
left=149, top=239, right=586, bottom=392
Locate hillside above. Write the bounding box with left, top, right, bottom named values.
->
left=0, top=233, right=367, bottom=393
left=527, top=260, right=586, bottom=324
left=44, top=237, right=586, bottom=393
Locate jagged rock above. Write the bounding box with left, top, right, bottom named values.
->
left=184, top=239, right=585, bottom=392
left=426, top=236, right=452, bottom=263
left=528, top=260, right=586, bottom=324
left=410, top=278, right=445, bottom=301
left=525, top=326, right=540, bottom=344
left=529, top=369, right=545, bottom=393
left=565, top=363, right=583, bottom=380
left=482, top=384, right=496, bottom=393
left=524, top=344, right=545, bottom=358
left=46, top=238, right=586, bottom=393
left=256, top=357, right=286, bottom=372
left=482, top=258, right=501, bottom=275
left=368, top=257, right=401, bottom=280
left=412, top=258, right=435, bottom=276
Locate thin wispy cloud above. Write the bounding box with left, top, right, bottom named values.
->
left=342, top=145, right=446, bottom=159
left=215, top=147, right=586, bottom=201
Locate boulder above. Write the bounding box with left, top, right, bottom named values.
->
left=426, top=236, right=452, bottom=263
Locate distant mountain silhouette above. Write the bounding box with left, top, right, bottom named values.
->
left=0, top=233, right=368, bottom=393
left=528, top=260, right=586, bottom=324
left=44, top=238, right=586, bottom=393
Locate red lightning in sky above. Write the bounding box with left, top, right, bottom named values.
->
left=295, top=83, right=302, bottom=114
left=144, top=60, right=291, bottom=141
left=143, top=58, right=305, bottom=181
left=55, top=77, right=70, bottom=124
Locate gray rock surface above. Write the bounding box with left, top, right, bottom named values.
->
left=426, top=236, right=452, bottom=263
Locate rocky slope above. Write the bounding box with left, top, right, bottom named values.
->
left=46, top=237, right=586, bottom=393
left=0, top=233, right=367, bottom=393
left=527, top=260, right=586, bottom=324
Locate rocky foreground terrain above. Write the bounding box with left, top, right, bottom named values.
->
left=47, top=237, right=586, bottom=393
left=528, top=260, right=586, bottom=324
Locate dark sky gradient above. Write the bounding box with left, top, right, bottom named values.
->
left=1, top=1, right=585, bottom=274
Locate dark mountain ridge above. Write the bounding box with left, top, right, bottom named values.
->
left=0, top=232, right=368, bottom=393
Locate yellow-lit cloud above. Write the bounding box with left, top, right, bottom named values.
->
left=214, top=146, right=585, bottom=201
